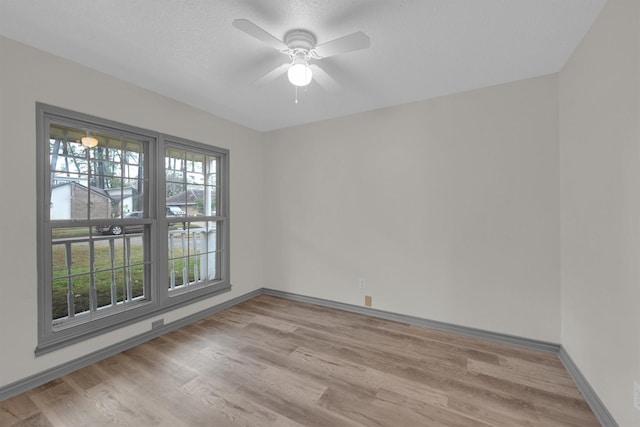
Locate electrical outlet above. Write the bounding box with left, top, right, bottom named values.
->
left=634, top=381, right=640, bottom=411
left=152, top=318, right=164, bottom=330
left=358, top=278, right=367, bottom=289
left=365, top=295, right=372, bottom=307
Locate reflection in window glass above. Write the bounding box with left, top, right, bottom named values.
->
left=49, top=124, right=146, bottom=220
left=165, top=147, right=218, bottom=217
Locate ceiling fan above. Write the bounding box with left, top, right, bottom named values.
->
left=232, top=19, right=370, bottom=90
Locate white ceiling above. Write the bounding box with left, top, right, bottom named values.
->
left=0, top=0, right=607, bottom=132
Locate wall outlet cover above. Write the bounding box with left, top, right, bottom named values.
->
left=634, top=381, right=640, bottom=411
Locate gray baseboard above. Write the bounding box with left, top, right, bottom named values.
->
left=558, top=346, right=618, bottom=427
left=0, top=287, right=618, bottom=427
left=262, top=288, right=561, bottom=353
left=265, top=289, right=618, bottom=426
left=0, top=289, right=262, bottom=401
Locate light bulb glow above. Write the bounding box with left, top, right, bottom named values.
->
left=287, top=62, right=312, bottom=87
left=81, top=132, right=99, bottom=148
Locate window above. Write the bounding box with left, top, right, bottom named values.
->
left=36, top=104, right=230, bottom=354
left=164, top=143, right=224, bottom=294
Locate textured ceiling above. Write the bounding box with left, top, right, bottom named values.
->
left=0, top=0, right=606, bottom=132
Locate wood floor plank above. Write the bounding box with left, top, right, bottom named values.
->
left=288, top=346, right=449, bottom=409
left=1, top=295, right=601, bottom=426
left=467, top=357, right=583, bottom=399
left=235, top=384, right=361, bottom=427
left=82, top=380, right=181, bottom=427
left=237, top=343, right=380, bottom=402
left=370, top=388, right=493, bottom=427
left=180, top=383, right=305, bottom=427
left=0, top=392, right=44, bottom=426
left=27, top=379, right=113, bottom=427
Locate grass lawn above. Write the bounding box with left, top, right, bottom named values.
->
left=51, top=240, right=195, bottom=320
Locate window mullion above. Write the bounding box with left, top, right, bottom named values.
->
left=37, top=104, right=230, bottom=356
left=88, top=239, right=97, bottom=313
left=109, top=238, right=117, bottom=307
left=125, top=236, right=133, bottom=302
left=64, top=241, right=75, bottom=318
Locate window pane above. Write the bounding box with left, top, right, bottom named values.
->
left=165, top=148, right=219, bottom=218
left=50, top=225, right=149, bottom=325
left=71, top=273, right=92, bottom=317
left=206, top=185, right=218, bottom=216
left=166, top=182, right=186, bottom=204
left=188, top=185, right=204, bottom=215
left=51, top=226, right=93, bottom=321
left=90, top=159, right=123, bottom=178
left=51, top=277, right=70, bottom=321
left=51, top=227, right=92, bottom=276
left=167, top=220, right=218, bottom=291
left=49, top=124, right=146, bottom=221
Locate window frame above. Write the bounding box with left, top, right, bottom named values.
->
left=158, top=135, right=231, bottom=305
left=36, top=103, right=231, bottom=355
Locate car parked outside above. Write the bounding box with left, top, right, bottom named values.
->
left=95, top=207, right=186, bottom=235
left=166, top=206, right=185, bottom=216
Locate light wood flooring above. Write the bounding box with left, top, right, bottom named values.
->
left=1, top=295, right=600, bottom=426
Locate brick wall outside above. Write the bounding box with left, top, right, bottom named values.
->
left=70, top=184, right=111, bottom=219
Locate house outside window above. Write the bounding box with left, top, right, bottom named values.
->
left=36, top=104, right=230, bottom=355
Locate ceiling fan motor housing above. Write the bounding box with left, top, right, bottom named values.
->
left=284, top=29, right=316, bottom=52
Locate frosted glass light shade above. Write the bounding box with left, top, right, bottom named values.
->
left=81, top=136, right=99, bottom=148
left=287, top=62, right=312, bottom=87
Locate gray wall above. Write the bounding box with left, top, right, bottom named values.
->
left=0, top=36, right=264, bottom=387
left=559, top=0, right=640, bottom=425
left=263, top=75, right=561, bottom=343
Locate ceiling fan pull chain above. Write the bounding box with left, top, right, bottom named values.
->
left=294, top=85, right=298, bottom=104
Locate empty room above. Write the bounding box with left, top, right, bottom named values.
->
left=0, top=0, right=638, bottom=426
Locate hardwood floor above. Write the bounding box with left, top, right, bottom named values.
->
left=1, top=295, right=600, bottom=426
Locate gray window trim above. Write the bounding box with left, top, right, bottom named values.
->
left=159, top=134, right=231, bottom=306
left=36, top=103, right=231, bottom=356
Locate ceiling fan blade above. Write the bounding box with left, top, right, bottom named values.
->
left=309, top=64, right=339, bottom=91
left=252, top=63, right=290, bottom=86
left=313, top=31, right=370, bottom=58
left=232, top=19, right=288, bottom=51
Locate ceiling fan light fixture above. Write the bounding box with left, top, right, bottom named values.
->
left=81, top=131, right=99, bottom=148
left=287, top=60, right=312, bottom=87
left=232, top=19, right=370, bottom=92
